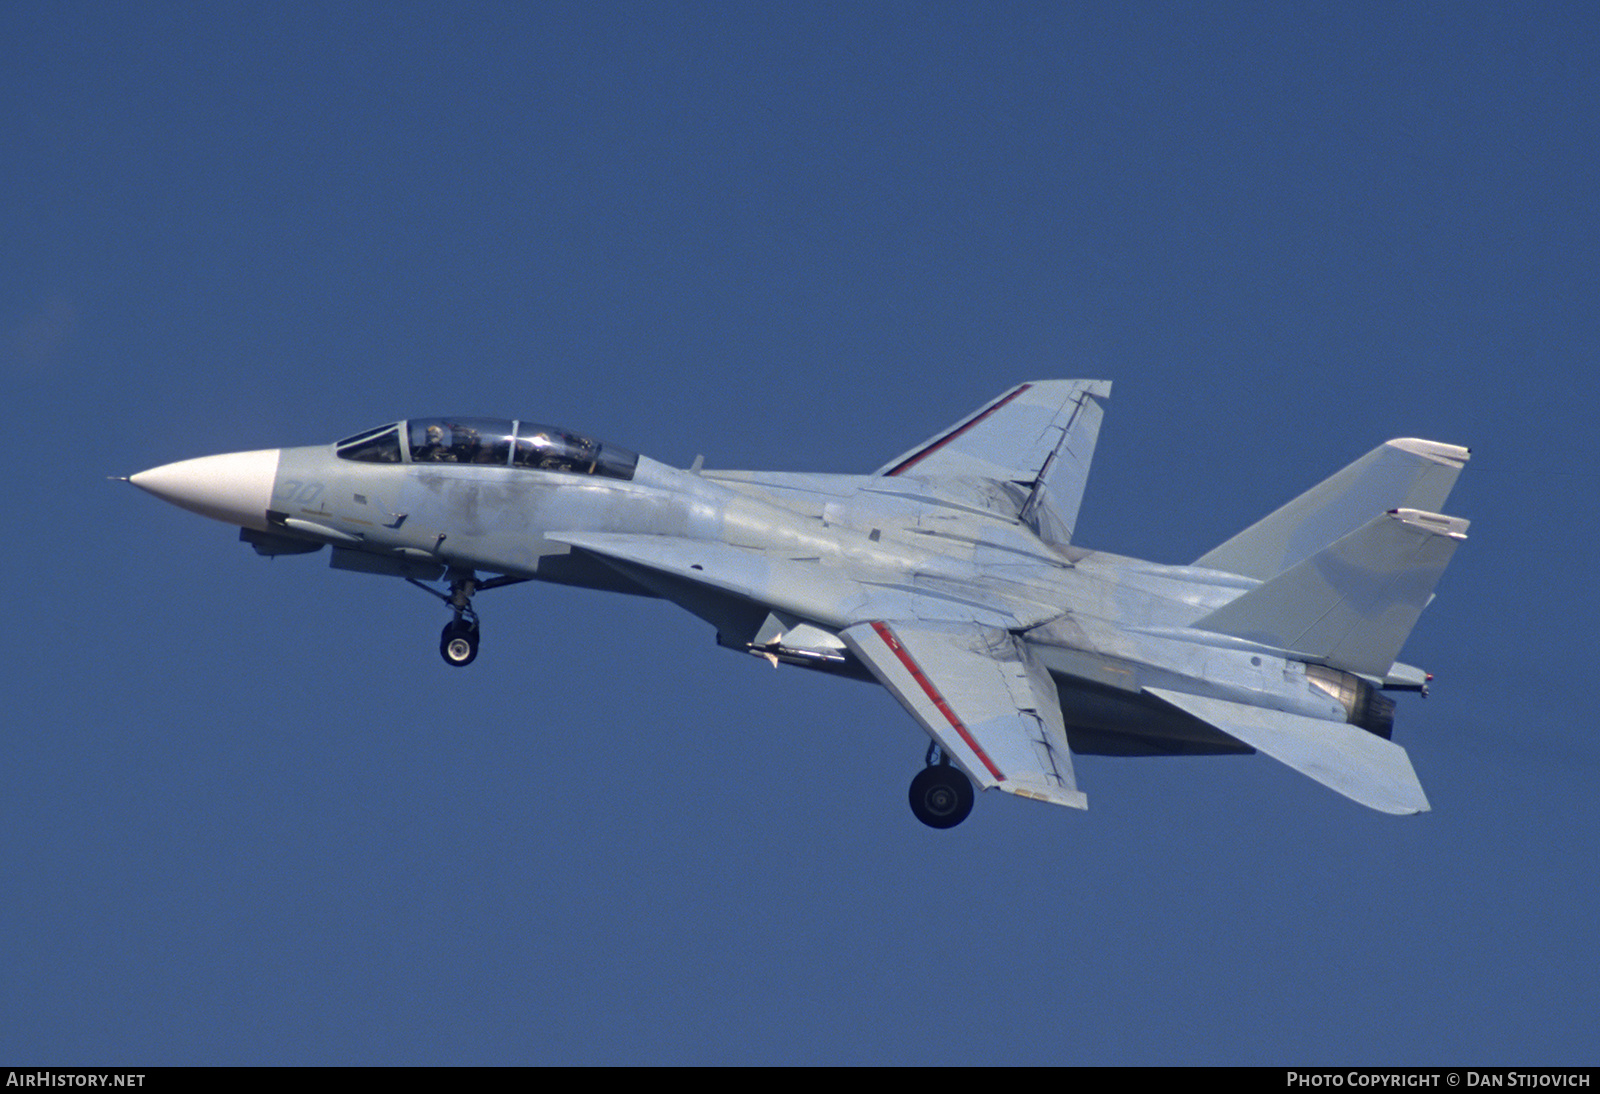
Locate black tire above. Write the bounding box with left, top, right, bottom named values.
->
left=908, top=765, right=974, bottom=829
left=440, top=620, right=479, bottom=667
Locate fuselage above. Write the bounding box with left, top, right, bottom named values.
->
left=131, top=416, right=1371, bottom=757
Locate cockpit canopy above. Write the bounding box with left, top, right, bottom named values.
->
left=335, top=418, right=639, bottom=481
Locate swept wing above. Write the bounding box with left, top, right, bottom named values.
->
left=543, top=531, right=1044, bottom=631
left=547, top=532, right=1087, bottom=811
left=840, top=620, right=1087, bottom=810
left=875, top=380, right=1110, bottom=547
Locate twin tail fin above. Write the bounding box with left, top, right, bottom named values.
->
left=1195, top=507, right=1468, bottom=678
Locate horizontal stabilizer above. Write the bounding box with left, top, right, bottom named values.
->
left=1196, top=438, right=1469, bottom=580
left=1194, top=509, right=1467, bottom=678
left=1146, top=688, right=1430, bottom=814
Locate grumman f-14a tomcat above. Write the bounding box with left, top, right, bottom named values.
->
left=126, top=381, right=1469, bottom=827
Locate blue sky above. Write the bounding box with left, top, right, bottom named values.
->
left=4, top=2, right=1596, bottom=1065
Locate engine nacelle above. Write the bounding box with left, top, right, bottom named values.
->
left=1306, top=663, right=1396, bottom=739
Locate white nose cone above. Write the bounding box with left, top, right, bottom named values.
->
left=130, top=449, right=281, bottom=531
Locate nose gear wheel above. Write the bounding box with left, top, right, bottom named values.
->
left=440, top=617, right=479, bottom=666
left=405, top=571, right=528, bottom=667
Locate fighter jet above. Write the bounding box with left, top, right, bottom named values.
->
left=126, top=382, right=1469, bottom=827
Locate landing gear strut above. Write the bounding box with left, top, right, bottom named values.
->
left=406, top=571, right=528, bottom=668
left=909, top=743, right=974, bottom=829
left=438, top=575, right=479, bottom=667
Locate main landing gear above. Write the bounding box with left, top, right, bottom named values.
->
left=909, top=743, right=974, bottom=829
left=407, top=571, right=528, bottom=668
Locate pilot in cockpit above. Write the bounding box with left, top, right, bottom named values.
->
left=416, top=424, right=450, bottom=462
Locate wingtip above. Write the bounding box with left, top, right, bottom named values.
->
left=1002, top=783, right=1089, bottom=811
left=1022, top=379, right=1112, bottom=399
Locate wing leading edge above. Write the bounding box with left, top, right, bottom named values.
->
left=841, top=620, right=1088, bottom=810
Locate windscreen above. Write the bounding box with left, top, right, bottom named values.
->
left=335, top=424, right=403, bottom=463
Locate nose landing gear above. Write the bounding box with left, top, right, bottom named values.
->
left=440, top=616, right=480, bottom=666
left=407, top=571, right=528, bottom=668
left=438, top=575, right=480, bottom=667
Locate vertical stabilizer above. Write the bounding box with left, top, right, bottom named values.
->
left=1194, top=508, right=1468, bottom=677
left=1195, top=438, right=1469, bottom=580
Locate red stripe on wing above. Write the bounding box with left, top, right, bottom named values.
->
left=882, top=383, right=1033, bottom=477
left=868, top=620, right=1006, bottom=781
